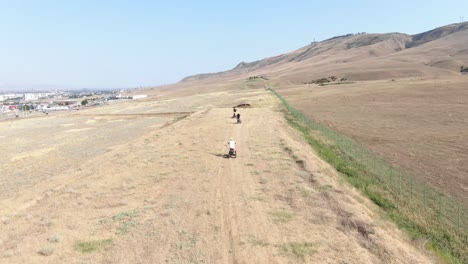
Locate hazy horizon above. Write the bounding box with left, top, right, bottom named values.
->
left=0, top=83, right=135, bottom=92
left=0, top=86, right=121, bottom=93
left=1, top=0, right=467, bottom=91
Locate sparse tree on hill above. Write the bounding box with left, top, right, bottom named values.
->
left=81, top=99, right=88, bottom=106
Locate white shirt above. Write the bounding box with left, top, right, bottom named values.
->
left=229, top=140, right=236, bottom=149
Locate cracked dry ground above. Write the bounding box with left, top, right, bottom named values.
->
left=0, top=89, right=434, bottom=263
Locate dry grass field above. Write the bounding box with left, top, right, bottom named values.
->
left=0, top=88, right=435, bottom=263
left=276, top=77, right=468, bottom=204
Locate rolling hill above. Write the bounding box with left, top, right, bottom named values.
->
left=180, top=22, right=468, bottom=84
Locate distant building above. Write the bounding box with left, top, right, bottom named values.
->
left=1, top=94, right=22, bottom=100
left=132, top=94, right=147, bottom=100
left=1, top=105, right=10, bottom=112
left=24, top=93, right=39, bottom=101
left=36, top=104, right=50, bottom=111
left=43, top=106, right=69, bottom=113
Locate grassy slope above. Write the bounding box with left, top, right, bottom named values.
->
left=269, top=88, right=467, bottom=264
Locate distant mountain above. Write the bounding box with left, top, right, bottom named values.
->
left=180, top=22, right=468, bottom=83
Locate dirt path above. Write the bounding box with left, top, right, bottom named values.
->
left=0, top=90, right=434, bottom=263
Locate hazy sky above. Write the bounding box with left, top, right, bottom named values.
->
left=0, top=0, right=467, bottom=90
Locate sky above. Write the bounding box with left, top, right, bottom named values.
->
left=0, top=0, right=467, bottom=90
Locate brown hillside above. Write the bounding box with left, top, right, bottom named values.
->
left=180, top=22, right=468, bottom=84
left=406, top=22, right=468, bottom=48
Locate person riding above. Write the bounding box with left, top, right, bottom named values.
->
left=228, top=137, right=236, bottom=153
left=236, top=113, right=241, bottom=122
left=232, top=107, right=237, bottom=118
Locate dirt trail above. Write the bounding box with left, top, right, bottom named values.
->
left=0, top=90, right=434, bottom=263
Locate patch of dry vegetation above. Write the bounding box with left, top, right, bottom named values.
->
left=269, top=211, right=294, bottom=223
left=74, top=239, right=113, bottom=253
left=280, top=242, right=316, bottom=260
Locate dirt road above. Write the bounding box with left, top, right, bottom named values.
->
left=0, top=90, right=434, bottom=263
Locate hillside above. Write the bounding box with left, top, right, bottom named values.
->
left=180, top=22, right=468, bottom=83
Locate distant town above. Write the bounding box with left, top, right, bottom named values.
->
left=0, top=89, right=147, bottom=119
